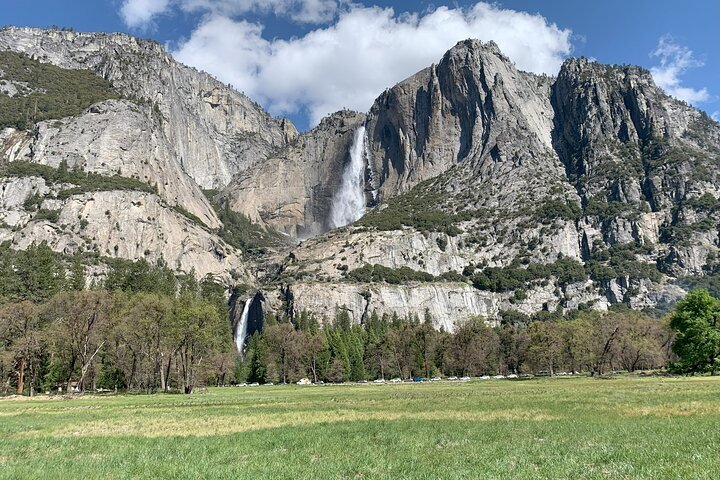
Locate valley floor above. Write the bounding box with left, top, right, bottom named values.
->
left=1, top=376, right=719, bottom=479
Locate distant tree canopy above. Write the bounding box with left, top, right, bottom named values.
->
left=0, top=243, right=231, bottom=395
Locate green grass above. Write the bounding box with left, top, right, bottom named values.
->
left=1, top=376, right=719, bottom=479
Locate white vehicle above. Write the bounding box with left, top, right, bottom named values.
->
left=506, top=374, right=518, bottom=379
left=431, top=377, right=442, bottom=382
left=390, top=378, right=402, bottom=383
left=480, top=375, right=491, bottom=380
left=493, top=375, right=505, bottom=379
left=373, top=378, right=386, bottom=383
left=460, top=376, right=471, bottom=381
left=447, top=376, right=458, bottom=381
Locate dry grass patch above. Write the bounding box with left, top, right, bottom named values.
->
left=17, top=408, right=555, bottom=439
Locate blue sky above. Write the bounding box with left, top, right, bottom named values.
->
left=2, top=1, right=718, bottom=130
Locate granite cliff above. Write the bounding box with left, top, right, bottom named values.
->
left=2, top=29, right=719, bottom=329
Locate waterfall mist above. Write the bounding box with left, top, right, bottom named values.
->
left=329, top=126, right=367, bottom=228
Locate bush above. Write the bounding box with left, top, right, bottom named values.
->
left=534, top=199, right=582, bottom=223
left=202, top=190, right=286, bottom=254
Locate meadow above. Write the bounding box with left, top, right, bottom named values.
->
left=1, top=376, right=719, bottom=479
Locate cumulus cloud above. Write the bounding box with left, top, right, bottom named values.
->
left=120, top=0, right=171, bottom=29
left=650, top=35, right=709, bottom=104
left=173, top=3, right=572, bottom=126
left=120, top=0, right=338, bottom=28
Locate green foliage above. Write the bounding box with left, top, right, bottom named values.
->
left=103, top=258, right=179, bottom=297
left=0, top=241, right=66, bottom=303
left=346, top=264, right=435, bottom=284
left=584, top=199, right=641, bottom=222
left=0, top=51, right=120, bottom=129
left=677, top=275, right=720, bottom=299
left=534, top=199, right=582, bottom=223
left=202, top=190, right=286, bottom=254
left=3, top=161, right=156, bottom=198
left=33, top=208, right=60, bottom=223
left=355, top=179, right=475, bottom=235
left=587, top=243, right=661, bottom=283
left=170, top=205, right=205, bottom=226
left=669, top=289, right=720, bottom=374
left=472, top=257, right=588, bottom=293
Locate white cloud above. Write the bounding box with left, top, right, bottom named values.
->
left=712, top=111, right=720, bottom=122
left=120, top=0, right=171, bottom=29
left=120, top=0, right=338, bottom=28
left=650, top=35, right=709, bottom=104
left=173, top=3, right=572, bottom=126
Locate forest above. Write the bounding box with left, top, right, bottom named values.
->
left=1, top=242, right=718, bottom=396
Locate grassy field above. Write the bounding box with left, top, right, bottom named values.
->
left=1, top=376, right=719, bottom=479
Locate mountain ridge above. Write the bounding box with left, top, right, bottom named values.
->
left=2, top=28, right=720, bottom=328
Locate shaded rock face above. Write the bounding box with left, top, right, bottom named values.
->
left=220, top=111, right=367, bottom=237
left=366, top=40, right=556, bottom=200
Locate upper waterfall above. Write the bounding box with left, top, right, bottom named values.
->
left=329, top=126, right=368, bottom=228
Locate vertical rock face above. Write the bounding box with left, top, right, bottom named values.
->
left=220, top=111, right=366, bottom=237
left=551, top=57, right=720, bottom=276
left=366, top=39, right=557, bottom=200
left=3, top=100, right=220, bottom=228
left=0, top=27, right=297, bottom=190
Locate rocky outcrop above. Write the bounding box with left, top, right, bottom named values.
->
left=3, top=29, right=719, bottom=323
left=261, top=39, right=720, bottom=320
left=263, top=280, right=607, bottom=331
left=2, top=100, right=219, bottom=228
left=0, top=186, right=247, bottom=281
left=220, top=111, right=366, bottom=236
left=365, top=39, right=557, bottom=200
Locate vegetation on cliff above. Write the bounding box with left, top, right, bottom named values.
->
left=0, top=50, right=119, bottom=129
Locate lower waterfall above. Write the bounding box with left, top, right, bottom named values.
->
left=234, top=299, right=251, bottom=354
left=329, top=125, right=367, bottom=228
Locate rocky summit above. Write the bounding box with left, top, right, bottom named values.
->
left=2, top=28, right=719, bottom=330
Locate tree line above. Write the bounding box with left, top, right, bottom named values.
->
left=238, top=307, right=676, bottom=385
left=1, top=242, right=719, bottom=395
left=0, top=242, right=232, bottom=395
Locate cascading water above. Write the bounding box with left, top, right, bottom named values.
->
left=329, top=126, right=368, bottom=228
left=234, top=299, right=251, bottom=354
